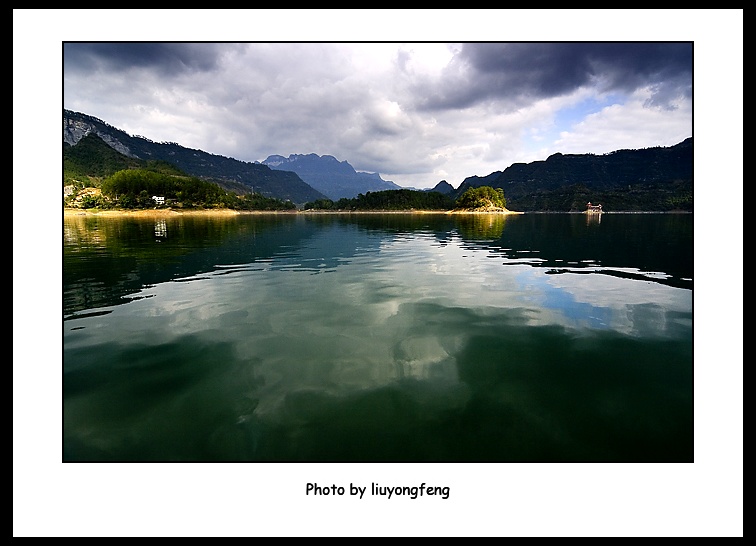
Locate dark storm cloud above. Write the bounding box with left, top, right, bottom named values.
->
left=63, top=42, right=232, bottom=75
left=418, top=42, right=692, bottom=111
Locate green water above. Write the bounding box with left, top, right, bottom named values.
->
left=63, top=212, right=693, bottom=461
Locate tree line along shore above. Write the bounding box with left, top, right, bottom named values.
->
left=65, top=165, right=515, bottom=215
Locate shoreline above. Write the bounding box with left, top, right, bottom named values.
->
left=63, top=207, right=688, bottom=218
left=64, top=207, right=524, bottom=218
left=63, top=208, right=291, bottom=218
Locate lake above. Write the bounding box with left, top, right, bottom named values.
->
left=63, top=211, right=693, bottom=462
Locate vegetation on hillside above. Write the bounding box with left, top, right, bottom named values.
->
left=64, top=133, right=143, bottom=190
left=454, top=186, right=507, bottom=211
left=303, top=189, right=455, bottom=211
left=64, top=134, right=295, bottom=211
left=70, top=168, right=295, bottom=211
left=497, top=181, right=693, bottom=212
left=64, top=110, right=328, bottom=203
left=302, top=186, right=512, bottom=212
left=455, top=138, right=693, bottom=212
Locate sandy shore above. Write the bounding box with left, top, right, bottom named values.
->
left=63, top=208, right=294, bottom=218
left=64, top=207, right=523, bottom=218
left=301, top=208, right=521, bottom=215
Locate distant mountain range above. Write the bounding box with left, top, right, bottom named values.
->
left=456, top=138, right=693, bottom=211
left=260, top=153, right=400, bottom=200
left=64, top=110, right=327, bottom=204
left=63, top=109, right=692, bottom=211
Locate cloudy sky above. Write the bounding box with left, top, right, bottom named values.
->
left=59, top=31, right=696, bottom=189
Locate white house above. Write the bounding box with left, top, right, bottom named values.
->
left=586, top=201, right=603, bottom=213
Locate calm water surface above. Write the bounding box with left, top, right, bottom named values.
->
left=63, top=212, right=693, bottom=462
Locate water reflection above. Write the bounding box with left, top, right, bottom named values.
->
left=63, top=212, right=692, bottom=462
left=154, top=219, right=167, bottom=239
left=454, top=213, right=508, bottom=240
left=64, top=214, right=324, bottom=316
left=585, top=212, right=602, bottom=225
left=64, top=297, right=691, bottom=461
left=64, top=213, right=692, bottom=318
left=456, top=213, right=693, bottom=289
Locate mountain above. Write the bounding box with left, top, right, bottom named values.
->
left=428, top=180, right=455, bottom=195
left=260, top=153, right=401, bottom=200
left=64, top=109, right=692, bottom=212
left=63, top=110, right=328, bottom=204
left=455, top=138, right=693, bottom=212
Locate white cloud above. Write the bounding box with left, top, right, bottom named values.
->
left=554, top=88, right=693, bottom=155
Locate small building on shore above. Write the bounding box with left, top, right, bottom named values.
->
left=586, top=201, right=603, bottom=213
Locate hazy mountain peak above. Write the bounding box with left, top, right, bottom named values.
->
left=261, top=153, right=400, bottom=200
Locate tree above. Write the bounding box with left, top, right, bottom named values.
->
left=79, top=194, right=105, bottom=209
left=455, top=186, right=507, bottom=210
left=137, top=190, right=152, bottom=208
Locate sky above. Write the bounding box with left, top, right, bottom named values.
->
left=13, top=10, right=743, bottom=538
left=60, top=40, right=695, bottom=189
